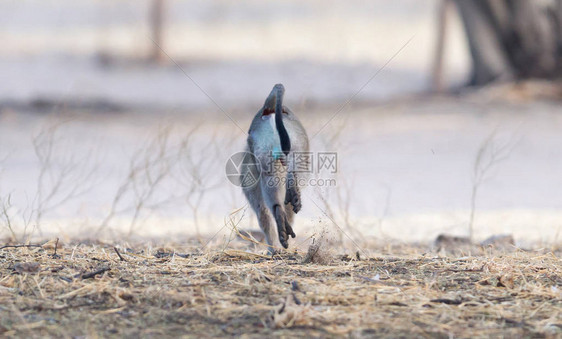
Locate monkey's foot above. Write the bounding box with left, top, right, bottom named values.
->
left=285, top=186, right=302, bottom=213
left=277, top=219, right=296, bottom=249
left=286, top=223, right=296, bottom=238
left=274, top=205, right=295, bottom=249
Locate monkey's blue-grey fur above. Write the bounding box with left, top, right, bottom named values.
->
left=242, top=84, right=309, bottom=253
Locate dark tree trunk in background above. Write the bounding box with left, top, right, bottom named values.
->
left=432, top=0, right=453, bottom=93
left=150, top=0, right=166, bottom=63
left=454, top=0, right=562, bottom=86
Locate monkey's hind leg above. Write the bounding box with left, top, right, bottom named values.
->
left=273, top=204, right=295, bottom=249
left=284, top=204, right=296, bottom=241
left=256, top=207, right=278, bottom=254
left=244, top=184, right=277, bottom=254
left=284, top=172, right=302, bottom=213
left=261, top=172, right=295, bottom=250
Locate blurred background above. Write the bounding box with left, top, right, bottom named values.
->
left=0, top=0, right=561, bottom=248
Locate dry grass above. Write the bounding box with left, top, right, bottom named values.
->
left=0, top=238, right=561, bottom=338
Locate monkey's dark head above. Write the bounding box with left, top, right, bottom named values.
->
left=262, top=83, right=290, bottom=157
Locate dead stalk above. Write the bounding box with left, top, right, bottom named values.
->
left=469, top=131, right=516, bottom=241
left=31, top=122, right=98, bottom=235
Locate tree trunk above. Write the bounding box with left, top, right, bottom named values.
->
left=431, top=0, right=453, bottom=93
left=454, top=0, right=562, bottom=86
left=150, top=0, right=166, bottom=63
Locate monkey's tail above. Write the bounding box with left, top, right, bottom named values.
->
left=274, top=84, right=291, bottom=157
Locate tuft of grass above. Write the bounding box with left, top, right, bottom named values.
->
left=0, top=238, right=560, bottom=338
